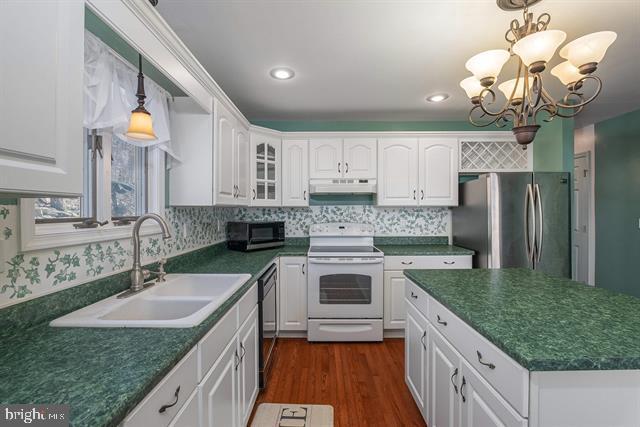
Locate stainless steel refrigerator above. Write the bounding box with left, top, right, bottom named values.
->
left=452, top=172, right=571, bottom=278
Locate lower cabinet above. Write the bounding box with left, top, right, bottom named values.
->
left=405, top=281, right=528, bottom=427
left=384, top=271, right=407, bottom=329
left=279, top=257, right=307, bottom=331
left=123, top=285, right=259, bottom=427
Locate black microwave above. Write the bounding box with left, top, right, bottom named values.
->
left=226, top=221, right=285, bottom=252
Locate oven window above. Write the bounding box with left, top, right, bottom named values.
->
left=319, top=274, right=372, bottom=304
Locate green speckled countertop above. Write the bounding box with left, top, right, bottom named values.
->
left=404, top=268, right=640, bottom=371
left=0, top=243, right=307, bottom=427
left=376, top=244, right=474, bottom=256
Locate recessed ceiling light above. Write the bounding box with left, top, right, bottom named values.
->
left=426, top=93, right=450, bottom=103
left=270, top=67, right=295, bottom=80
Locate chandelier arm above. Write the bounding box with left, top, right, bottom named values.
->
left=534, top=103, right=558, bottom=123
left=554, top=92, right=586, bottom=118
left=536, top=13, right=551, bottom=31
left=469, top=105, right=503, bottom=127
left=554, top=76, right=603, bottom=110
left=476, top=88, right=512, bottom=118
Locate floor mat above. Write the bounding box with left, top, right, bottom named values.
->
left=251, top=403, right=334, bottom=427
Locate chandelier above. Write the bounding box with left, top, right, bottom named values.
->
left=460, top=0, right=616, bottom=147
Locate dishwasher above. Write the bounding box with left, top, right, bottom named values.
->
left=258, top=263, right=278, bottom=388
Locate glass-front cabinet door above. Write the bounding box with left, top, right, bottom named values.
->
left=250, top=132, right=281, bottom=206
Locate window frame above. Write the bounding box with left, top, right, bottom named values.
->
left=20, top=129, right=165, bottom=252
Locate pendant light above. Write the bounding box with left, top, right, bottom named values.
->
left=125, top=54, right=157, bottom=141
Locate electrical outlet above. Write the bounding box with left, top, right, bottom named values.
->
left=216, top=219, right=221, bottom=234
left=182, top=222, right=188, bottom=238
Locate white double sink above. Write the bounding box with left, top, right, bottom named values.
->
left=50, top=274, right=251, bottom=328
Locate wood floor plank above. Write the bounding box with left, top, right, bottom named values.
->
left=254, top=338, right=426, bottom=427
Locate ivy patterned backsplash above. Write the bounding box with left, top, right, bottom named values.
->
left=0, top=203, right=450, bottom=309
left=234, top=206, right=450, bottom=237
left=0, top=204, right=234, bottom=308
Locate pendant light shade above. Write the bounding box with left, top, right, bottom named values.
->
left=498, top=77, right=533, bottom=102
left=560, top=31, right=617, bottom=72
left=465, top=49, right=510, bottom=87
left=513, top=30, right=566, bottom=71
left=125, top=54, right=157, bottom=141
left=459, top=77, right=485, bottom=99
left=551, top=61, right=584, bottom=86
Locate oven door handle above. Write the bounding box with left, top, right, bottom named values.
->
left=308, top=258, right=384, bottom=265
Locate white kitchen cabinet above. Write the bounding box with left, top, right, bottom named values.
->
left=200, top=336, right=240, bottom=427
left=378, top=138, right=459, bottom=206
left=384, top=271, right=407, bottom=329
left=309, top=138, right=342, bottom=179
left=377, top=138, right=419, bottom=206
left=215, top=99, right=237, bottom=205
left=168, top=389, right=199, bottom=427
left=250, top=132, right=281, bottom=206
left=238, top=306, right=259, bottom=426
left=418, top=137, right=459, bottom=206
left=405, top=302, right=429, bottom=418
left=342, top=138, right=377, bottom=179
left=460, top=359, right=527, bottom=427
left=236, top=126, right=250, bottom=204
left=428, top=328, right=462, bottom=427
left=282, top=139, right=309, bottom=206
left=0, top=0, right=84, bottom=196
left=279, top=257, right=307, bottom=331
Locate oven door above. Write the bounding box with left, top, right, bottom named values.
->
left=307, top=257, right=383, bottom=319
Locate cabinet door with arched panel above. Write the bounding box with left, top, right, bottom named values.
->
left=343, top=138, right=377, bottom=179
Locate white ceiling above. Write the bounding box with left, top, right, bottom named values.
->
left=157, top=0, right=640, bottom=127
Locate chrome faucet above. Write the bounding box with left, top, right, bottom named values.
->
left=121, top=213, right=172, bottom=297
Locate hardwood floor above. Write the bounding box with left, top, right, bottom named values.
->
left=253, top=338, right=426, bottom=427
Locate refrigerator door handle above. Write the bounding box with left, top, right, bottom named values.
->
left=535, top=183, right=543, bottom=263
left=524, top=183, right=535, bottom=264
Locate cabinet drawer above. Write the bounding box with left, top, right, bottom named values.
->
left=238, top=283, right=258, bottom=323
left=385, top=255, right=471, bottom=270
left=198, top=304, right=238, bottom=380
left=123, top=347, right=198, bottom=427
left=405, top=279, right=429, bottom=318
left=428, top=296, right=529, bottom=417
left=168, top=388, right=198, bottom=427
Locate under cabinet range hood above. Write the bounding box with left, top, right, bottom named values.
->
left=309, top=179, right=377, bottom=194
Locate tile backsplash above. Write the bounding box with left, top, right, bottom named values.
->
left=234, top=205, right=450, bottom=237
left=0, top=203, right=449, bottom=309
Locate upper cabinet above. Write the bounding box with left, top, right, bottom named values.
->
left=309, top=138, right=377, bottom=179
left=282, top=140, right=309, bottom=207
left=0, top=1, right=84, bottom=196
left=378, top=137, right=459, bottom=206
left=250, top=131, right=281, bottom=206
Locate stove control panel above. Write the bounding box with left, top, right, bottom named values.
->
left=309, top=223, right=374, bottom=236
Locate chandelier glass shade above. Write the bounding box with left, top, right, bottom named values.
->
left=461, top=1, right=616, bottom=146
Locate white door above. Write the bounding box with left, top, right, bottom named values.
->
left=573, top=153, right=591, bottom=284
left=460, top=360, right=527, bottom=427
left=238, top=306, right=259, bottom=426
left=384, top=271, right=406, bottom=329
left=343, top=138, right=377, bottom=179
left=419, top=138, right=459, bottom=206
left=235, top=126, right=250, bottom=205
left=405, top=302, right=428, bottom=416
left=428, top=329, right=461, bottom=427
left=215, top=100, right=236, bottom=205
left=251, top=133, right=281, bottom=206
left=200, top=337, right=240, bottom=427
left=377, top=139, right=418, bottom=206
left=278, top=257, right=307, bottom=331
left=309, top=138, right=342, bottom=179
left=282, top=140, right=309, bottom=206
left=0, top=1, right=84, bottom=196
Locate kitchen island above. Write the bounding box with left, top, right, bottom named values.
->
left=403, top=268, right=640, bottom=427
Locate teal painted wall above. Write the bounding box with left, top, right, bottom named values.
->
left=532, top=118, right=574, bottom=173
left=594, top=109, right=640, bottom=297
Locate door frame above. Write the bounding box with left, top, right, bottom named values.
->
left=573, top=151, right=594, bottom=285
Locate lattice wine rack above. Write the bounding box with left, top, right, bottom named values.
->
left=459, top=140, right=532, bottom=172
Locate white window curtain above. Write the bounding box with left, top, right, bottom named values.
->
left=83, top=31, right=178, bottom=160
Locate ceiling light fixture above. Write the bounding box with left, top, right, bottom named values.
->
left=270, top=67, right=295, bottom=80
left=426, top=93, right=450, bottom=103
left=125, top=54, right=157, bottom=141
left=460, top=0, right=616, bottom=147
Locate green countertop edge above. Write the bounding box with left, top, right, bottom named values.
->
left=404, top=268, right=640, bottom=372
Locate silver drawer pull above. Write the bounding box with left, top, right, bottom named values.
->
left=159, top=386, right=180, bottom=413
left=401, top=261, right=414, bottom=265
left=476, top=350, right=496, bottom=369
left=421, top=330, right=426, bottom=350
left=410, top=291, right=418, bottom=299
left=450, top=367, right=459, bottom=394
left=436, top=314, right=447, bottom=326
left=443, top=261, right=456, bottom=265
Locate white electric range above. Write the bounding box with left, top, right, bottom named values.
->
left=307, top=223, right=384, bottom=342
